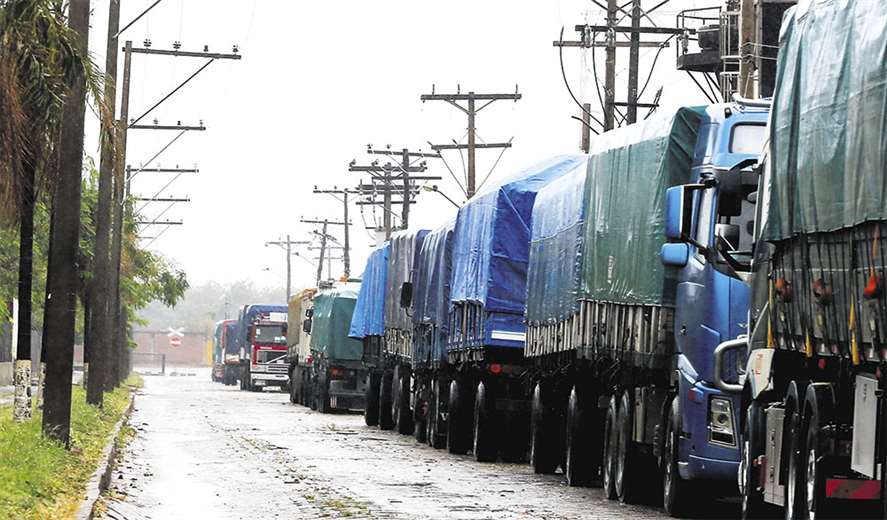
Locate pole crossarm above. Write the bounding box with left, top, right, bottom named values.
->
left=299, top=218, right=350, bottom=226
left=129, top=123, right=206, bottom=131
left=135, top=219, right=183, bottom=225
left=430, top=142, right=512, bottom=151
left=127, top=166, right=199, bottom=174
left=134, top=197, right=190, bottom=202
left=573, top=23, right=685, bottom=35
left=128, top=46, right=242, bottom=60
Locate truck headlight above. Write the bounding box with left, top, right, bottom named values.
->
left=251, top=365, right=266, bottom=373
left=709, top=397, right=736, bottom=446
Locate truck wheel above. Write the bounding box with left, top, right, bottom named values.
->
left=473, top=380, right=498, bottom=462
left=603, top=394, right=618, bottom=500
left=239, top=367, right=247, bottom=391
left=379, top=369, right=394, bottom=430
left=447, top=377, right=470, bottom=455
left=663, top=397, right=692, bottom=517
left=784, top=381, right=806, bottom=520
left=413, top=380, right=427, bottom=443
left=317, top=378, right=331, bottom=414
left=427, top=378, right=447, bottom=449
left=565, top=385, right=597, bottom=486
left=364, top=371, right=381, bottom=426
left=801, top=384, right=835, bottom=520
left=615, top=389, right=638, bottom=504
left=289, top=369, right=298, bottom=404
left=394, top=367, right=414, bottom=435
left=530, top=382, right=558, bottom=474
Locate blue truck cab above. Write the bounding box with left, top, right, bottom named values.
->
left=661, top=101, right=769, bottom=482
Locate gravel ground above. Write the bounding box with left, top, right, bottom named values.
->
left=98, top=371, right=739, bottom=520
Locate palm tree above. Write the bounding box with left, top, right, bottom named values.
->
left=0, top=0, right=105, bottom=423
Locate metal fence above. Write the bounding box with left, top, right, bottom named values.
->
left=132, top=352, right=166, bottom=375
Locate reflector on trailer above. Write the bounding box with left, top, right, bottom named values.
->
left=824, top=478, right=881, bottom=500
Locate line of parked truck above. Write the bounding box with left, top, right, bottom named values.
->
left=209, top=2, right=887, bottom=518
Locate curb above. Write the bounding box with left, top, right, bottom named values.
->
left=75, top=389, right=137, bottom=520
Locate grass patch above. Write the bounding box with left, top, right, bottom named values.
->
left=0, top=375, right=140, bottom=519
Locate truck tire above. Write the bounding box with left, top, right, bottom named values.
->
left=473, top=380, right=498, bottom=462
left=615, top=389, right=638, bottom=504
left=239, top=367, right=247, bottom=391
left=364, top=371, right=381, bottom=426
left=427, top=378, right=447, bottom=449
left=393, top=366, right=414, bottom=435
left=603, top=394, right=618, bottom=500
left=783, top=381, right=806, bottom=520
left=289, top=368, right=298, bottom=404
left=663, top=397, right=692, bottom=517
left=530, top=381, right=559, bottom=474
left=800, top=384, right=835, bottom=520
left=413, top=379, right=427, bottom=443
left=565, top=385, right=597, bottom=486
left=317, top=377, right=331, bottom=414
left=379, top=369, right=394, bottom=430
left=447, top=377, right=471, bottom=455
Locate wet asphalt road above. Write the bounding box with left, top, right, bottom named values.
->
left=100, top=371, right=739, bottom=520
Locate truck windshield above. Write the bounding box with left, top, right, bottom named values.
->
left=729, top=123, right=766, bottom=154
left=254, top=324, right=286, bottom=345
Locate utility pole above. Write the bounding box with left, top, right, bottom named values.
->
left=554, top=2, right=683, bottom=130
left=301, top=219, right=350, bottom=282
left=349, top=148, right=439, bottom=239
left=107, top=40, right=240, bottom=386
left=421, top=87, right=520, bottom=198
left=312, top=187, right=357, bottom=277
left=265, top=235, right=311, bottom=300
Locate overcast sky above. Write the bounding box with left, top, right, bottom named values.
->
left=83, top=0, right=719, bottom=295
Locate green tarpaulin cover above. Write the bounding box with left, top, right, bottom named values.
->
left=579, top=106, right=701, bottom=305
left=766, top=0, right=887, bottom=240
left=310, top=282, right=363, bottom=361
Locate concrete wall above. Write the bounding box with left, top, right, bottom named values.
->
left=132, top=330, right=210, bottom=368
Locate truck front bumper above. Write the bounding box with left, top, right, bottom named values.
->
left=681, top=454, right=739, bottom=481
left=251, top=373, right=288, bottom=386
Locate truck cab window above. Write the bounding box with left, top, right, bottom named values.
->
left=695, top=188, right=715, bottom=250
left=729, top=124, right=766, bottom=154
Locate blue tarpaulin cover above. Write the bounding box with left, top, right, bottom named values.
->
left=525, top=160, right=589, bottom=324
left=450, top=155, right=588, bottom=314
left=412, top=220, right=455, bottom=365
left=385, top=229, right=429, bottom=331
left=349, top=244, right=389, bottom=339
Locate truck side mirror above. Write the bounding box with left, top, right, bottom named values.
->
left=302, top=318, right=312, bottom=334
left=400, top=282, right=413, bottom=309
left=660, top=243, right=690, bottom=267
left=665, top=185, right=696, bottom=241
left=717, top=157, right=759, bottom=217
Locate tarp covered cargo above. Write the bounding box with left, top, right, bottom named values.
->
left=764, top=0, right=887, bottom=241
left=212, top=320, right=226, bottom=363
left=579, top=106, right=701, bottom=305
left=450, top=155, right=588, bottom=314
left=349, top=244, right=389, bottom=339
left=234, top=304, right=288, bottom=358
left=310, top=282, right=363, bottom=361
left=412, top=219, right=455, bottom=366
left=526, top=161, right=588, bottom=324
left=288, top=288, right=316, bottom=347
left=222, top=320, right=238, bottom=356
left=384, top=229, right=429, bottom=331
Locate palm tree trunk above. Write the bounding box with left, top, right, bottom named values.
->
left=13, top=160, right=35, bottom=423
left=42, top=0, right=90, bottom=445
left=87, top=0, right=121, bottom=407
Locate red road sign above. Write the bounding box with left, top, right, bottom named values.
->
left=169, top=335, right=182, bottom=348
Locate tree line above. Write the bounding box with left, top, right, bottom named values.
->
left=0, top=1, right=187, bottom=446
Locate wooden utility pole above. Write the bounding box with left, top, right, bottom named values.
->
left=87, top=0, right=120, bottom=407
left=265, top=235, right=311, bottom=300
left=301, top=219, right=349, bottom=281
left=554, top=1, right=682, bottom=130
left=42, top=0, right=90, bottom=443
left=421, top=88, right=520, bottom=198
left=312, top=187, right=357, bottom=277
left=349, top=148, right=439, bottom=238
left=739, top=0, right=757, bottom=98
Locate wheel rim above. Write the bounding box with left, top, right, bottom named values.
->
left=785, top=412, right=798, bottom=520
left=805, top=438, right=817, bottom=520
left=603, top=409, right=614, bottom=494
left=615, top=408, right=625, bottom=495
left=739, top=439, right=750, bottom=513
left=664, top=420, right=674, bottom=507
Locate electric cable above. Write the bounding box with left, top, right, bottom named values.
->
left=559, top=27, right=605, bottom=131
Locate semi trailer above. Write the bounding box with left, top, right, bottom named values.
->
left=302, top=281, right=367, bottom=413
left=732, top=2, right=887, bottom=518
left=350, top=244, right=389, bottom=426
left=221, top=319, right=239, bottom=385
left=287, top=287, right=317, bottom=405
left=444, top=156, right=585, bottom=462
left=410, top=219, right=455, bottom=448
left=211, top=320, right=228, bottom=382
left=524, top=102, right=767, bottom=515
